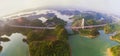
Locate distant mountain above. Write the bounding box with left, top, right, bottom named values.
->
left=2, top=8, right=120, bottom=23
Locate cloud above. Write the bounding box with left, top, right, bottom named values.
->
left=0, top=0, right=120, bottom=17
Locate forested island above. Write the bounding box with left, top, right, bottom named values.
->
left=0, top=46, right=2, bottom=52
left=110, top=33, right=120, bottom=42
left=104, top=24, right=120, bottom=56
left=72, top=18, right=100, bottom=38
left=0, top=10, right=120, bottom=56
left=109, top=45, right=120, bottom=56
left=27, top=25, right=70, bottom=56
left=0, top=16, right=70, bottom=56
left=78, top=28, right=99, bottom=38
left=0, top=37, right=10, bottom=42
left=72, top=16, right=120, bottom=56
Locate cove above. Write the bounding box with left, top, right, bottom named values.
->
left=0, top=33, right=29, bottom=56
left=68, top=30, right=118, bottom=56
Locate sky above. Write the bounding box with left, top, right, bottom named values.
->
left=0, top=0, right=120, bottom=17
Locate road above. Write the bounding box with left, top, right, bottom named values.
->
left=9, top=25, right=55, bottom=29
left=71, top=21, right=119, bottom=29
left=8, top=21, right=118, bottom=29
left=9, top=24, right=106, bottom=30
left=71, top=24, right=107, bottom=29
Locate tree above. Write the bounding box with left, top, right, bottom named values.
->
left=54, top=24, right=68, bottom=41
left=29, top=19, right=45, bottom=26
left=29, top=40, right=70, bottom=56
left=90, top=28, right=99, bottom=36
left=104, top=24, right=112, bottom=34
left=27, top=31, right=45, bottom=42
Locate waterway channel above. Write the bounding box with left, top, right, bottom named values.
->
left=68, top=30, right=118, bottom=56
left=0, top=33, right=29, bottom=56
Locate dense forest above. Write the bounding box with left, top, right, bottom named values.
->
left=0, top=16, right=70, bottom=56
left=1, top=13, right=120, bottom=56
left=27, top=25, right=70, bottom=56
left=111, top=45, right=120, bottom=56
left=79, top=28, right=99, bottom=38
left=107, top=24, right=120, bottom=56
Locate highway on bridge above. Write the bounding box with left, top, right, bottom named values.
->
left=9, top=24, right=107, bottom=29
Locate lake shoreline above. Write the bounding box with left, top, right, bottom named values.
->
left=68, top=30, right=119, bottom=56
left=110, top=36, right=120, bottom=42
left=79, top=34, right=98, bottom=39
left=107, top=48, right=113, bottom=56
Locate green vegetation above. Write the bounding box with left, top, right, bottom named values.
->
left=111, top=33, right=120, bottom=42
left=46, top=16, right=66, bottom=26
left=114, top=24, right=120, bottom=31
left=106, top=23, right=120, bottom=56
left=11, top=16, right=66, bottom=27
left=29, top=19, right=45, bottom=27
left=27, top=30, right=46, bottom=42
left=12, top=17, right=45, bottom=26
left=1, top=25, right=32, bottom=36
left=104, top=24, right=114, bottom=34
left=0, top=46, right=2, bottom=52
left=104, top=23, right=120, bottom=42
left=3, top=14, right=120, bottom=56
left=72, top=19, right=82, bottom=27
left=72, top=15, right=101, bottom=27
left=0, top=37, right=10, bottom=42
left=29, top=40, right=70, bottom=56
left=54, top=25, right=68, bottom=41
left=23, top=38, right=28, bottom=44
left=111, top=45, right=120, bottom=56
left=85, top=19, right=99, bottom=26
left=104, top=24, right=120, bottom=34
left=0, top=16, right=69, bottom=56
left=72, top=17, right=100, bottom=38
left=79, top=28, right=99, bottom=38
left=27, top=25, right=70, bottom=56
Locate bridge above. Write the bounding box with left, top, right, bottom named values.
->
left=71, top=24, right=107, bottom=29
left=9, top=25, right=55, bottom=29
left=8, top=18, right=116, bottom=29
left=71, top=18, right=107, bottom=29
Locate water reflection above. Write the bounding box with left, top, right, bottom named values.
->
left=68, top=30, right=118, bottom=56
left=0, top=33, right=29, bottom=56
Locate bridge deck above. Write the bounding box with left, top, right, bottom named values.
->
left=8, top=23, right=111, bottom=29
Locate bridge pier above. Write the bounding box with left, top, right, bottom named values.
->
left=81, top=18, right=85, bottom=29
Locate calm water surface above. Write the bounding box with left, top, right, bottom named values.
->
left=0, top=33, right=29, bottom=56
left=68, top=30, right=118, bottom=56
left=0, top=30, right=118, bottom=56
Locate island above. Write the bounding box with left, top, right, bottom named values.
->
left=107, top=45, right=120, bottom=56
left=0, top=9, right=120, bottom=56
left=104, top=24, right=115, bottom=34
left=107, top=32, right=120, bottom=56
left=0, top=16, right=70, bottom=56
left=0, top=46, right=2, bottom=52
left=72, top=18, right=100, bottom=38
left=0, top=37, right=10, bottom=42
left=110, top=33, right=120, bottom=42
left=79, top=28, right=99, bottom=38
left=27, top=25, right=70, bottom=56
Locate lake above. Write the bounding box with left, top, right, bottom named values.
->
left=0, top=30, right=118, bottom=56
left=0, top=33, right=29, bottom=56
left=68, top=30, right=118, bottom=56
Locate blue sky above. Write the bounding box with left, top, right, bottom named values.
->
left=0, top=0, right=120, bottom=17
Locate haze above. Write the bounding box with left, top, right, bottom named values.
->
left=0, top=0, right=120, bottom=17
